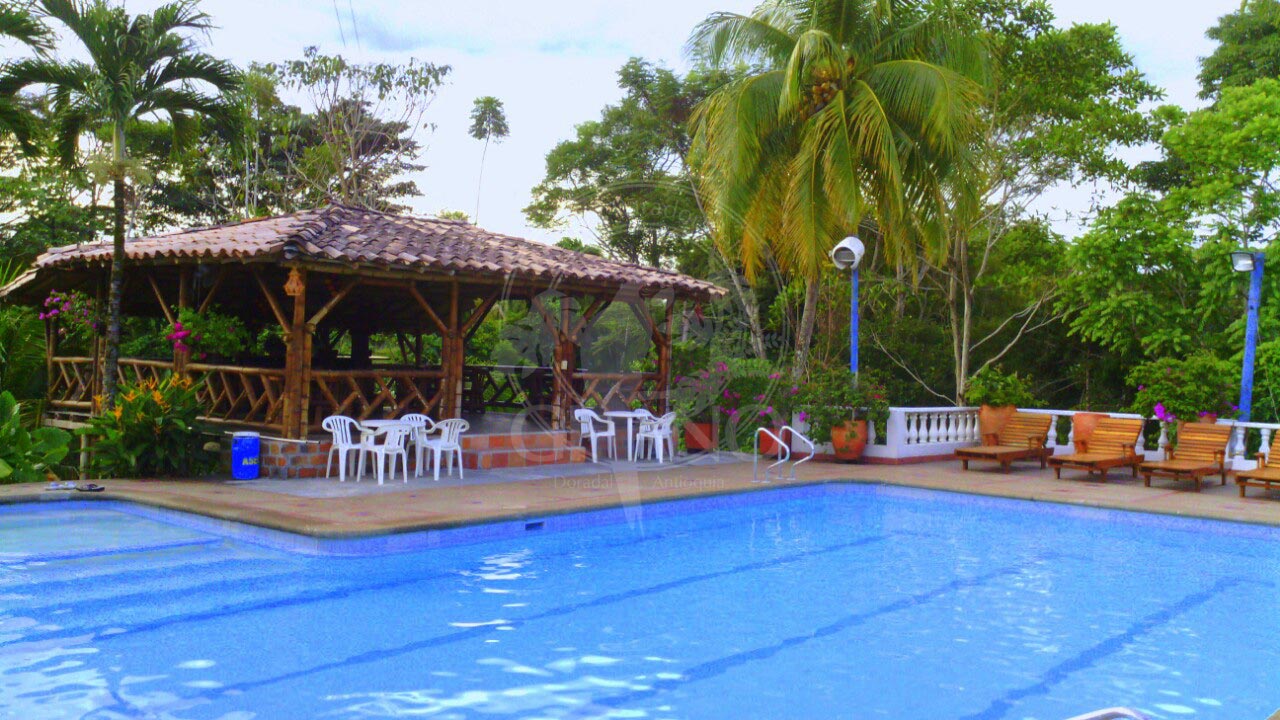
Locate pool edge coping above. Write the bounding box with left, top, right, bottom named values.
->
left=4, top=471, right=1280, bottom=541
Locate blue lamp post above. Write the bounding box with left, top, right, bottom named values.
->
left=1231, top=251, right=1265, bottom=422
left=831, top=236, right=866, bottom=376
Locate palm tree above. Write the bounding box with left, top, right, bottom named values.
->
left=0, top=0, right=239, bottom=406
left=468, top=95, right=509, bottom=225
left=688, top=0, right=986, bottom=378
left=0, top=1, right=53, bottom=148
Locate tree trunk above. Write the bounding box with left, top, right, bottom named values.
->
left=102, top=124, right=127, bottom=408
left=791, top=276, right=820, bottom=381
left=712, top=245, right=768, bottom=361
left=474, top=136, right=489, bottom=224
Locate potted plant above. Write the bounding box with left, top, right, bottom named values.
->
left=670, top=364, right=726, bottom=452
left=1128, top=353, right=1239, bottom=426
left=798, top=368, right=890, bottom=461
left=964, top=366, right=1039, bottom=437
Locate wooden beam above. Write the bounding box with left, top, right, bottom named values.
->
left=146, top=274, right=177, bottom=326
left=251, top=268, right=289, bottom=331
left=460, top=290, right=500, bottom=337
left=409, top=284, right=448, bottom=334
left=197, top=266, right=229, bottom=313
left=281, top=269, right=310, bottom=438
left=308, top=277, right=360, bottom=328
left=569, top=295, right=608, bottom=341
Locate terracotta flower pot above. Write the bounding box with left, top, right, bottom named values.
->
left=1196, top=414, right=1218, bottom=424
left=978, top=404, right=1018, bottom=439
left=830, top=420, right=868, bottom=461
left=757, top=426, right=788, bottom=457
left=683, top=422, right=717, bottom=452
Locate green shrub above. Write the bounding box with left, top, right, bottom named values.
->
left=964, top=367, right=1039, bottom=408
left=173, top=307, right=250, bottom=361
left=670, top=359, right=797, bottom=450
left=796, top=367, right=890, bottom=444
left=0, top=391, right=71, bottom=484
left=81, top=374, right=220, bottom=478
left=0, top=306, right=47, bottom=400
left=1128, top=352, right=1239, bottom=423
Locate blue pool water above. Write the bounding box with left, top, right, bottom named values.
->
left=1, top=486, right=1278, bottom=719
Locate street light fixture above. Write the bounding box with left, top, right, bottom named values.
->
left=1231, top=250, right=1266, bottom=422
left=830, top=236, right=866, bottom=376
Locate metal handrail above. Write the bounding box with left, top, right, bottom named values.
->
left=753, top=427, right=791, bottom=483
left=780, top=425, right=815, bottom=479
left=1064, top=708, right=1149, bottom=720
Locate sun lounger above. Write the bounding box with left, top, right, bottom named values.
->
left=1048, top=417, right=1145, bottom=480
left=955, top=412, right=1053, bottom=472
left=1237, top=432, right=1280, bottom=498
left=1139, top=422, right=1231, bottom=492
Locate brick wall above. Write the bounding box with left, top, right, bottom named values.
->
left=259, top=438, right=332, bottom=479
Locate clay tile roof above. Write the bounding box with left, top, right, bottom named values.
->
left=30, top=204, right=725, bottom=300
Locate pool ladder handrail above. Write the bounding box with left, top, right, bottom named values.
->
left=1064, top=708, right=1150, bottom=720
left=780, top=425, right=815, bottom=480
left=752, top=426, right=815, bottom=483
left=752, top=427, right=790, bottom=483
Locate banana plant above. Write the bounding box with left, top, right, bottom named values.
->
left=0, top=391, right=71, bottom=483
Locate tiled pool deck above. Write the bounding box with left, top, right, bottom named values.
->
left=4, top=455, right=1280, bottom=537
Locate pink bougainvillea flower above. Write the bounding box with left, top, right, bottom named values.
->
left=715, top=362, right=728, bottom=372
left=768, top=372, right=781, bottom=380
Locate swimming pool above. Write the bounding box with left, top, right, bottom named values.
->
left=1, top=485, right=1277, bottom=719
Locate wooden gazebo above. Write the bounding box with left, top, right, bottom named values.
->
left=1, top=204, right=723, bottom=439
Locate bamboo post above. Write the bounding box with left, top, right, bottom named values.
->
left=657, top=297, right=674, bottom=413
left=282, top=268, right=309, bottom=438
left=443, top=279, right=462, bottom=419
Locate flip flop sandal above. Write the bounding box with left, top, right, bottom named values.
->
left=75, top=484, right=106, bottom=493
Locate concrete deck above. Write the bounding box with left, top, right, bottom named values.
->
left=4, top=456, right=1280, bottom=539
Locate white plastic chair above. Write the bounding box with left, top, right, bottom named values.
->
left=422, top=418, right=469, bottom=482
left=358, top=424, right=412, bottom=485
left=322, top=415, right=363, bottom=482
left=636, top=412, right=678, bottom=464
left=401, top=413, right=436, bottom=476
left=574, top=408, right=617, bottom=463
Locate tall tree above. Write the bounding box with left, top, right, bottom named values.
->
left=907, top=0, right=1162, bottom=403
left=1, top=0, right=240, bottom=406
left=1198, top=0, right=1280, bottom=101
left=688, top=0, right=986, bottom=378
left=526, top=59, right=775, bottom=359
left=468, top=95, right=508, bottom=225
left=263, top=47, right=449, bottom=212
left=0, top=1, right=52, bottom=148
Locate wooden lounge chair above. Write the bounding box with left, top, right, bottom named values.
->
left=1048, top=417, right=1145, bottom=480
left=1237, top=432, right=1280, bottom=498
left=955, top=413, right=1053, bottom=472
left=1139, top=422, right=1231, bottom=492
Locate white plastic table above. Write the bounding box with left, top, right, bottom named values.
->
left=356, top=419, right=410, bottom=443
left=604, top=410, right=654, bottom=462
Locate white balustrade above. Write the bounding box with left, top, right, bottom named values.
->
left=796, top=405, right=1280, bottom=469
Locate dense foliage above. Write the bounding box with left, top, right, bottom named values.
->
left=80, top=374, right=219, bottom=479
left=0, top=391, right=70, bottom=484
left=3, top=0, right=1280, bottom=446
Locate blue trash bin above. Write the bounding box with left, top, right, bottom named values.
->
left=231, top=431, right=261, bottom=480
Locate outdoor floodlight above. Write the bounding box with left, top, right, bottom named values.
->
left=1232, top=251, right=1258, bottom=273
left=830, top=236, right=866, bottom=271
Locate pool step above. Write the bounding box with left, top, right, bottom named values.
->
left=462, top=445, right=588, bottom=470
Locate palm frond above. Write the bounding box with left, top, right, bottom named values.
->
left=0, top=2, right=53, bottom=50
left=686, top=9, right=797, bottom=68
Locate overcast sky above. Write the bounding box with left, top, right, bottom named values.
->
left=26, top=0, right=1249, bottom=242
